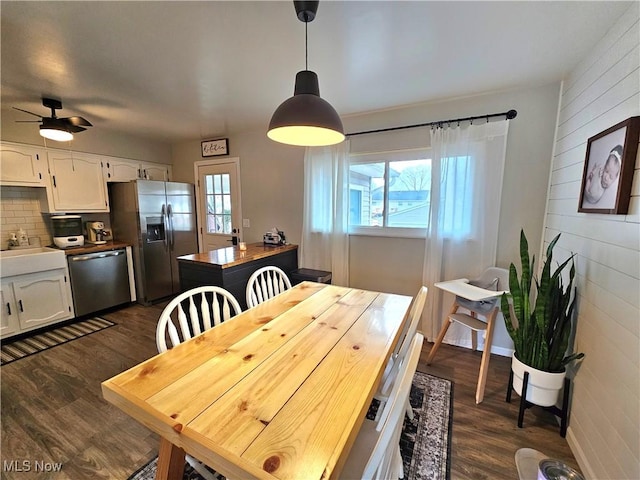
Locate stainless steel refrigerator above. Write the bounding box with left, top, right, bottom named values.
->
left=110, top=180, right=197, bottom=305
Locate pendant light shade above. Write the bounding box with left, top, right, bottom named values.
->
left=268, top=70, right=344, bottom=146
left=267, top=1, right=344, bottom=147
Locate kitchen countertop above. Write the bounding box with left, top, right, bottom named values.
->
left=56, top=241, right=132, bottom=256
left=177, top=242, right=298, bottom=269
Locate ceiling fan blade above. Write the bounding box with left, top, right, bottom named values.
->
left=15, top=120, right=43, bottom=123
left=13, top=107, right=43, bottom=118
left=66, top=125, right=87, bottom=133
left=63, top=116, right=92, bottom=127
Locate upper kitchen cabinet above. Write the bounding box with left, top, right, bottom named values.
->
left=0, top=142, right=47, bottom=187
left=43, top=151, right=109, bottom=212
left=141, top=162, right=171, bottom=181
left=104, top=157, right=140, bottom=182
left=104, top=157, right=172, bottom=182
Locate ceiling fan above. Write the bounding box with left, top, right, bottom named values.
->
left=14, top=97, right=92, bottom=142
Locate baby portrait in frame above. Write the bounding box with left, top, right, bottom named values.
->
left=578, top=116, right=640, bottom=214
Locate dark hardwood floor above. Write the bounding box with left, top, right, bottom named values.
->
left=1, top=302, right=581, bottom=479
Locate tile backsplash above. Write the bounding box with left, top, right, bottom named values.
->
left=1, top=186, right=51, bottom=249
left=0, top=186, right=112, bottom=250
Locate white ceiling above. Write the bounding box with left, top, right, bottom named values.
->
left=1, top=1, right=632, bottom=144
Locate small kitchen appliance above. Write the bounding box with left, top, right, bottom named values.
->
left=263, top=229, right=286, bottom=246
left=86, top=221, right=108, bottom=244
left=51, top=215, right=84, bottom=248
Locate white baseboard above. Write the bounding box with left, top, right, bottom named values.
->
left=442, top=338, right=514, bottom=358
left=566, top=427, right=595, bottom=479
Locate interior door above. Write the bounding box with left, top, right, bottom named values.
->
left=195, top=158, right=242, bottom=252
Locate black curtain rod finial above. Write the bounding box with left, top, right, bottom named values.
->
left=506, top=109, right=517, bottom=120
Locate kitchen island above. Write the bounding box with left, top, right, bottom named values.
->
left=177, top=243, right=298, bottom=309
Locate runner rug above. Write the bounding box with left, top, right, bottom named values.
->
left=0, top=317, right=116, bottom=366
left=128, top=371, right=453, bottom=480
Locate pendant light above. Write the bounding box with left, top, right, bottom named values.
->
left=268, top=1, right=344, bottom=147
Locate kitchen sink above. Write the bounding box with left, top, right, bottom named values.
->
left=1, top=247, right=67, bottom=277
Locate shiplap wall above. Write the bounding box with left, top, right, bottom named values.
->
left=543, top=4, right=639, bottom=479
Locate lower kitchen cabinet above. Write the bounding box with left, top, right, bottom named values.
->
left=0, top=269, right=74, bottom=339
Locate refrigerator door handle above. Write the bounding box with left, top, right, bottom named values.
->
left=167, top=203, right=175, bottom=250
left=161, top=203, right=169, bottom=251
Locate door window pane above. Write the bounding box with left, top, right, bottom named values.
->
left=204, top=173, right=232, bottom=234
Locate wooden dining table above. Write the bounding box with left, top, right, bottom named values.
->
left=101, top=281, right=412, bottom=480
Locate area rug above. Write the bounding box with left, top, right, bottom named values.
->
left=128, top=371, right=453, bottom=480
left=0, top=317, right=116, bottom=366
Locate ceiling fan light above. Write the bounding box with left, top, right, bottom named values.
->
left=40, top=126, right=73, bottom=142
left=268, top=71, right=345, bottom=147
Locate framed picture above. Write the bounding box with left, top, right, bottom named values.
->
left=578, top=116, right=640, bottom=214
left=201, top=138, right=229, bottom=157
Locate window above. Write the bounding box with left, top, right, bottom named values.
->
left=349, top=157, right=431, bottom=231
left=348, top=149, right=476, bottom=238
left=204, top=173, right=232, bottom=234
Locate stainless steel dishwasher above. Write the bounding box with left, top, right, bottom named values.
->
left=67, top=249, right=131, bottom=317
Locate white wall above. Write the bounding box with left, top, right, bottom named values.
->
left=172, top=82, right=561, bottom=354
left=0, top=111, right=172, bottom=164
left=542, top=4, right=639, bottom=478
left=172, top=130, right=304, bottom=247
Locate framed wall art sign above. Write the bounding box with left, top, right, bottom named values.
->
left=578, top=116, right=640, bottom=214
left=201, top=138, right=229, bottom=157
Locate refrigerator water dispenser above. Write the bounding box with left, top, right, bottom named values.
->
left=146, top=219, right=165, bottom=242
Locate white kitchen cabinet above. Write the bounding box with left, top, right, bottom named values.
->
left=0, top=142, right=47, bottom=186
left=44, top=151, right=109, bottom=212
left=104, top=157, right=172, bottom=182
left=0, top=269, right=74, bottom=339
left=104, top=157, right=140, bottom=182
left=0, top=282, right=20, bottom=338
left=141, top=162, right=171, bottom=181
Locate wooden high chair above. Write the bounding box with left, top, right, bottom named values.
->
left=426, top=267, right=509, bottom=404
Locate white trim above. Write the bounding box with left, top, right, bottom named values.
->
left=539, top=80, right=564, bottom=266
left=442, top=338, right=514, bottom=358
left=348, top=226, right=426, bottom=239
left=193, top=157, right=243, bottom=252
left=566, top=428, right=594, bottom=480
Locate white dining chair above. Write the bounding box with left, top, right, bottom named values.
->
left=156, top=285, right=242, bottom=353
left=341, top=332, right=424, bottom=480
left=374, top=286, right=427, bottom=422
left=155, top=285, right=242, bottom=479
left=245, top=265, right=292, bottom=308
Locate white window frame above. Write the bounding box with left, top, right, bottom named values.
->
left=348, top=148, right=430, bottom=239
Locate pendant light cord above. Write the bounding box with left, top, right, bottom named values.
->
left=305, top=18, right=308, bottom=70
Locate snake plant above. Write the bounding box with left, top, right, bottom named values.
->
left=501, top=230, right=584, bottom=373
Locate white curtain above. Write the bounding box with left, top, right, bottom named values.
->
left=422, top=121, right=509, bottom=342
left=300, top=140, right=351, bottom=286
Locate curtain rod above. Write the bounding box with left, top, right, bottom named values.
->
left=346, top=109, right=517, bottom=137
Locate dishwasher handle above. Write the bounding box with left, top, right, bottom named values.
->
left=70, top=250, right=125, bottom=262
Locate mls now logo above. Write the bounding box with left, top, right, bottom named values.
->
left=3, top=460, right=63, bottom=472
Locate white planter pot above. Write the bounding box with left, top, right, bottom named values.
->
left=511, top=354, right=566, bottom=407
